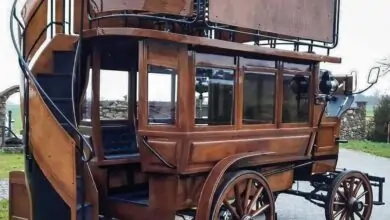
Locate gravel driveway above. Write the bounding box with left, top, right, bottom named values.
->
left=1, top=149, right=389, bottom=219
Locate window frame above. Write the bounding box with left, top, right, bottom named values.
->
left=241, top=67, right=278, bottom=129
left=192, top=53, right=237, bottom=131
left=280, top=68, right=313, bottom=128
left=146, top=64, right=178, bottom=127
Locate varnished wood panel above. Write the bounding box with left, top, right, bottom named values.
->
left=73, top=0, right=89, bottom=34
left=146, top=40, right=180, bottom=68
left=265, top=168, right=294, bottom=192
left=91, top=0, right=194, bottom=16
left=9, top=171, right=31, bottom=220
left=138, top=138, right=178, bottom=173
left=21, top=0, right=48, bottom=60
left=208, top=0, right=336, bottom=43
left=31, top=34, right=78, bottom=74
left=311, top=159, right=337, bottom=174
left=28, top=83, right=77, bottom=212
left=190, top=135, right=310, bottom=163
left=84, top=28, right=342, bottom=63
left=55, top=0, right=64, bottom=33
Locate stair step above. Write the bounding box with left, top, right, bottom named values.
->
left=108, top=190, right=149, bottom=206
left=36, top=74, right=72, bottom=98
left=53, top=51, right=76, bottom=74
left=43, top=97, right=75, bottom=123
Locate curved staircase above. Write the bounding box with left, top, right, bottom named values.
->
left=9, top=0, right=98, bottom=219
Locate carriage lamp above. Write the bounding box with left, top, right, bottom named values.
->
left=319, top=69, right=339, bottom=95
left=290, top=75, right=309, bottom=96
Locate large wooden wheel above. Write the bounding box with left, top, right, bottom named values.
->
left=210, top=170, right=275, bottom=220
left=325, top=170, right=373, bottom=220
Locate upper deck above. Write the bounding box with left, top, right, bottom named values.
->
left=83, top=0, right=340, bottom=54
left=20, top=0, right=340, bottom=62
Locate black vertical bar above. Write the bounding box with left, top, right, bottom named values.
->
left=8, top=110, right=12, bottom=137
left=50, top=0, right=54, bottom=38
left=62, top=0, right=66, bottom=34
left=68, top=0, right=72, bottom=34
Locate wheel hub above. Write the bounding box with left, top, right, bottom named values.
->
left=348, top=197, right=364, bottom=212
left=220, top=210, right=232, bottom=220
left=241, top=215, right=253, bottom=220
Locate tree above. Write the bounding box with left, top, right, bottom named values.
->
left=377, top=56, right=390, bottom=76
left=369, top=95, right=390, bottom=142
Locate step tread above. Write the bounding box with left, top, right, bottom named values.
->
left=108, top=191, right=149, bottom=206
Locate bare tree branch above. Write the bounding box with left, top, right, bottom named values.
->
left=377, top=56, right=390, bottom=76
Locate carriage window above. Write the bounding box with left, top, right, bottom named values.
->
left=195, top=67, right=235, bottom=125
left=243, top=72, right=275, bottom=124
left=282, top=74, right=310, bottom=123
left=100, top=70, right=129, bottom=120
left=147, top=65, right=178, bottom=125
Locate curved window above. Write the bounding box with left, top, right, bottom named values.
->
left=147, top=65, right=178, bottom=125
left=243, top=72, right=275, bottom=124
left=195, top=67, right=235, bottom=125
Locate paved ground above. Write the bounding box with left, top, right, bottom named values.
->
left=0, top=180, right=7, bottom=200
left=275, top=149, right=390, bottom=220
left=1, top=149, right=389, bottom=219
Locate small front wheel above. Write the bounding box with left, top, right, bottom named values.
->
left=325, top=170, right=373, bottom=220
left=210, top=170, right=275, bottom=220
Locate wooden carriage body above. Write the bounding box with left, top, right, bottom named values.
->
left=7, top=0, right=385, bottom=219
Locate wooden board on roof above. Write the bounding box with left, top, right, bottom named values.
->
left=208, top=0, right=337, bottom=43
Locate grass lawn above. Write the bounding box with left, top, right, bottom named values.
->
left=0, top=153, right=24, bottom=179
left=341, top=140, right=390, bottom=158
left=0, top=199, right=8, bottom=219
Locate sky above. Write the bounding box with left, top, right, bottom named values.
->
left=1, top=0, right=390, bottom=104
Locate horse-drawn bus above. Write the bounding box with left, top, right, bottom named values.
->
left=8, top=0, right=385, bottom=219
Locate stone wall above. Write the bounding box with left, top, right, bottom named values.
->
left=95, top=99, right=368, bottom=140
left=340, top=101, right=367, bottom=140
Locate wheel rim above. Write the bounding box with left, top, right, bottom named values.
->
left=212, top=171, right=275, bottom=220
left=327, top=171, right=373, bottom=220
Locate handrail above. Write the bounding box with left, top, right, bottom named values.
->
left=10, top=0, right=94, bottom=162
left=0, top=125, right=20, bottom=140
left=86, top=0, right=202, bottom=24
left=26, top=21, right=68, bottom=59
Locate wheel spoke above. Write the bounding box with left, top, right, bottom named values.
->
left=349, top=178, right=355, bottom=196
left=354, top=210, right=364, bottom=220
left=333, top=201, right=345, bottom=206
left=243, top=179, right=253, bottom=212
left=223, top=199, right=240, bottom=220
left=250, top=204, right=270, bottom=217
left=234, top=185, right=244, bottom=216
left=351, top=212, right=355, bottom=220
left=355, top=191, right=368, bottom=201
left=352, top=180, right=363, bottom=197
left=212, top=171, right=275, bottom=220
left=246, top=186, right=263, bottom=213
left=337, top=189, right=347, bottom=201
left=342, top=182, right=349, bottom=198
left=333, top=208, right=345, bottom=218
left=339, top=209, right=347, bottom=220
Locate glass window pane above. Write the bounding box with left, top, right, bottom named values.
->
left=282, top=74, right=310, bottom=123
left=147, top=65, right=178, bottom=125
left=99, top=70, right=129, bottom=120
left=243, top=72, right=275, bottom=124
left=195, top=67, right=235, bottom=125
left=82, top=69, right=92, bottom=122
